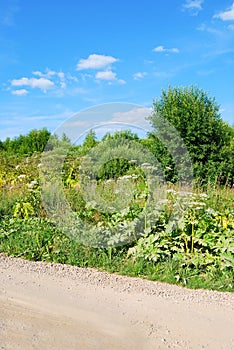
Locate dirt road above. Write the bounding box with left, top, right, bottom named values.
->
left=0, top=254, right=233, bottom=349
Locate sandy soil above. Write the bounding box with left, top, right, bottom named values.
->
left=0, top=254, right=234, bottom=350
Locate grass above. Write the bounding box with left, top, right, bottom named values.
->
left=0, top=151, right=233, bottom=293
left=0, top=215, right=233, bottom=292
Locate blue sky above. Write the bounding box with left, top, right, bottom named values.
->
left=1, top=0, right=234, bottom=140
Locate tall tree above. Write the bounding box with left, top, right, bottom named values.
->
left=82, top=130, right=98, bottom=149
left=149, top=86, right=233, bottom=183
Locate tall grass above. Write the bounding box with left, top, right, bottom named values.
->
left=0, top=152, right=233, bottom=292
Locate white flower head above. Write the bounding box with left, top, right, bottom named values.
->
left=18, top=174, right=26, bottom=179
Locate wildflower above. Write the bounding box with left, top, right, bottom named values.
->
left=18, top=174, right=26, bottom=179
left=157, top=199, right=169, bottom=205
left=105, top=179, right=113, bottom=183
left=198, top=193, right=208, bottom=199
left=37, top=163, right=43, bottom=168
left=189, top=201, right=206, bottom=207
left=206, top=208, right=217, bottom=216
left=166, top=189, right=177, bottom=194
left=141, top=163, right=151, bottom=167
left=15, top=165, right=20, bottom=170
left=177, top=191, right=193, bottom=197
left=28, top=180, right=38, bottom=189
left=119, top=175, right=132, bottom=180
left=131, top=174, right=139, bottom=179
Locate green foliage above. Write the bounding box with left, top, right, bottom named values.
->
left=96, top=158, right=138, bottom=180
left=1, top=128, right=51, bottom=155
left=0, top=217, right=76, bottom=262
left=0, top=217, right=127, bottom=267
left=13, top=201, right=34, bottom=219
left=127, top=189, right=234, bottom=288
left=93, top=130, right=141, bottom=181
left=0, top=214, right=233, bottom=291
left=0, top=95, right=233, bottom=292
left=149, top=86, right=234, bottom=184
left=102, top=129, right=139, bottom=141
left=140, top=135, right=177, bottom=182
left=82, top=129, right=98, bottom=150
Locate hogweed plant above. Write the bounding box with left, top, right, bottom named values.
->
left=0, top=148, right=233, bottom=291
left=128, top=187, right=234, bottom=284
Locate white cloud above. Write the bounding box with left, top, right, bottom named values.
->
left=67, top=73, right=79, bottom=82
left=153, top=46, right=179, bottom=53
left=133, top=72, right=147, bottom=80
left=153, top=46, right=165, bottom=52
left=228, top=24, right=234, bottom=30
left=214, top=2, right=234, bottom=21
left=144, top=59, right=154, bottom=65
left=205, top=48, right=234, bottom=57
left=0, top=109, right=75, bottom=141
left=95, top=70, right=116, bottom=80
left=77, top=54, right=118, bottom=70
left=80, top=73, right=92, bottom=82
left=32, top=69, right=65, bottom=79
left=112, top=107, right=152, bottom=129
left=182, top=0, right=204, bottom=15
left=46, top=70, right=57, bottom=76
left=197, top=23, right=223, bottom=35
left=11, top=77, right=54, bottom=92
left=60, top=82, right=66, bottom=89
left=154, top=71, right=174, bottom=78
left=57, top=72, right=65, bottom=79
left=11, top=89, right=28, bottom=96
left=117, top=79, right=126, bottom=85
left=32, top=71, right=44, bottom=77
left=95, top=70, right=126, bottom=84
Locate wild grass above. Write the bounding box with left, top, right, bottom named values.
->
left=0, top=152, right=233, bottom=292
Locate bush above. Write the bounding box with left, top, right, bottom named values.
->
left=149, top=86, right=234, bottom=184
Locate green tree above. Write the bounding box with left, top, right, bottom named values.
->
left=102, top=129, right=139, bottom=142
left=82, top=129, right=98, bottom=149
left=149, top=86, right=233, bottom=184
left=140, top=135, right=177, bottom=182
left=28, top=128, right=51, bottom=152
left=0, top=140, right=4, bottom=151
left=97, top=130, right=140, bottom=180
left=1, top=128, right=51, bottom=155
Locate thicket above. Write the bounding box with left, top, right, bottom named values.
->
left=148, top=86, right=234, bottom=185
left=0, top=86, right=233, bottom=291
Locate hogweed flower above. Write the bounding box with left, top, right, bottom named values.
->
left=28, top=180, right=38, bottom=189
left=18, top=174, right=26, bottom=179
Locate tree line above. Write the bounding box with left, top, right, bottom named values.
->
left=1, top=86, right=233, bottom=185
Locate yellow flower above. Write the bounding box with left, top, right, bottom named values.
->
left=222, top=217, right=228, bottom=229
